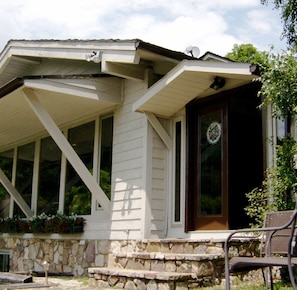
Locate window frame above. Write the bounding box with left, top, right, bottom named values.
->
left=0, top=114, right=114, bottom=218
left=171, top=116, right=185, bottom=227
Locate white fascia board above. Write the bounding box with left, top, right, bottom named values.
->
left=101, top=52, right=144, bottom=80
left=182, top=60, right=253, bottom=76
left=2, top=41, right=140, bottom=63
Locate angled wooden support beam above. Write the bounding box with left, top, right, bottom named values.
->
left=144, top=111, right=172, bottom=149
left=0, top=169, right=33, bottom=218
left=23, top=88, right=110, bottom=215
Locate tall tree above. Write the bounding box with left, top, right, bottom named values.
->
left=261, top=0, right=297, bottom=46
left=225, top=43, right=270, bottom=72
left=259, top=46, right=297, bottom=119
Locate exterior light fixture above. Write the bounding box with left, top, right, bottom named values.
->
left=85, top=51, right=102, bottom=63
left=42, top=261, right=50, bottom=285
left=210, top=76, right=225, bottom=90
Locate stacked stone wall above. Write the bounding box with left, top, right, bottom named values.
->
left=0, top=237, right=111, bottom=276
left=0, top=237, right=261, bottom=281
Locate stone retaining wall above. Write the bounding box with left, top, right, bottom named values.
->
left=0, top=237, right=260, bottom=278
left=0, top=237, right=111, bottom=276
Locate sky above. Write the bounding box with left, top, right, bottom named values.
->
left=0, top=0, right=287, bottom=57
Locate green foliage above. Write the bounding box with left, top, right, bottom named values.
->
left=0, top=213, right=85, bottom=234
left=245, top=136, right=297, bottom=226
left=64, top=169, right=111, bottom=215
left=258, top=46, right=297, bottom=119
left=261, top=0, right=297, bottom=46
left=99, top=169, right=111, bottom=200
left=225, top=43, right=270, bottom=68
left=64, top=185, right=91, bottom=215
left=201, top=195, right=221, bottom=215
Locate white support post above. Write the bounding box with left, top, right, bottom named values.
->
left=0, top=169, right=33, bottom=218
left=144, top=112, right=172, bottom=149
left=23, top=88, right=110, bottom=215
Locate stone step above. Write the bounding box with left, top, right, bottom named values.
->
left=112, top=252, right=224, bottom=277
left=138, top=239, right=225, bottom=255
left=89, top=267, right=197, bottom=280
left=116, top=252, right=224, bottom=261
left=88, top=267, right=198, bottom=289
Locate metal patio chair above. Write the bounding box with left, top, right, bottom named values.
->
left=225, top=210, right=297, bottom=289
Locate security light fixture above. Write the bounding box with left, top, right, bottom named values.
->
left=210, top=76, right=225, bottom=90
left=85, top=51, right=102, bottom=63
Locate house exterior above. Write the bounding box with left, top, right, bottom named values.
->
left=0, top=39, right=270, bottom=276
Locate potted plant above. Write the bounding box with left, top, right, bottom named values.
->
left=0, top=213, right=85, bottom=234
left=16, top=218, right=30, bottom=233
left=0, top=216, right=18, bottom=233
left=29, top=213, right=47, bottom=233
left=70, top=215, right=85, bottom=233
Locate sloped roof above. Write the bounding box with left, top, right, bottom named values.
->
left=0, top=39, right=196, bottom=89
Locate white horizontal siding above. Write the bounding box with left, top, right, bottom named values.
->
left=150, top=118, right=169, bottom=238
left=110, top=80, right=147, bottom=239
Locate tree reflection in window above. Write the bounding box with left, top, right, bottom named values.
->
left=14, top=143, right=35, bottom=217
left=38, top=136, right=61, bottom=215
left=0, top=149, right=14, bottom=218
left=64, top=122, right=95, bottom=215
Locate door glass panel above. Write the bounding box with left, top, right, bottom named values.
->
left=199, top=110, right=222, bottom=216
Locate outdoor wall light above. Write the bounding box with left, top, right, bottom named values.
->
left=85, top=51, right=102, bottom=63
left=42, top=261, right=49, bottom=285
left=210, top=76, right=225, bottom=90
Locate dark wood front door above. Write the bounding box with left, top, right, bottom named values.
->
left=186, top=83, right=263, bottom=231
left=187, top=101, right=228, bottom=230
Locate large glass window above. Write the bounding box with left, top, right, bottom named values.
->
left=0, top=115, right=113, bottom=217
left=14, top=142, right=35, bottom=217
left=0, top=150, right=14, bottom=218
left=99, top=116, right=113, bottom=201
left=38, top=137, right=61, bottom=215
left=174, top=121, right=181, bottom=222
left=64, top=122, right=95, bottom=215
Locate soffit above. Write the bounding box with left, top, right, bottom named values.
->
left=0, top=77, right=122, bottom=151
left=133, top=60, right=257, bottom=117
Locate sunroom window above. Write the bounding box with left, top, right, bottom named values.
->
left=0, top=115, right=113, bottom=217
left=64, top=121, right=95, bottom=215
left=0, top=149, right=13, bottom=218
left=99, top=116, right=113, bottom=201
left=14, top=142, right=35, bottom=217
left=37, top=136, right=61, bottom=215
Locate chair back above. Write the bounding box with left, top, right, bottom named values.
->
left=265, top=210, right=297, bottom=256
